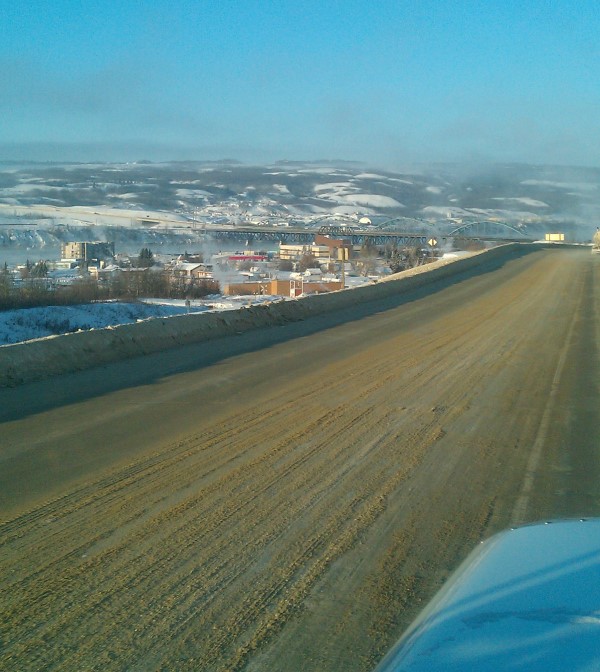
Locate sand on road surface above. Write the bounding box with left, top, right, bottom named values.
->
left=1, top=248, right=599, bottom=671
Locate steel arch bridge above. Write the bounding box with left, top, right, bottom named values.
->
left=377, top=216, right=440, bottom=233
left=304, top=213, right=362, bottom=229
left=447, top=220, right=529, bottom=238
left=317, top=225, right=429, bottom=246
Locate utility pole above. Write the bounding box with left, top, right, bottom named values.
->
left=339, top=247, right=347, bottom=288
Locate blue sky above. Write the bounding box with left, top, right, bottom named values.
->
left=1, top=0, right=598, bottom=166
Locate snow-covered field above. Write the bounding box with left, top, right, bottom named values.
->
left=0, top=296, right=281, bottom=346
left=492, top=197, right=549, bottom=208
left=337, top=194, right=404, bottom=208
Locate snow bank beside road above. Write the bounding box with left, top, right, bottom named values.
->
left=0, top=296, right=281, bottom=346
left=0, top=245, right=524, bottom=387
left=0, top=302, right=206, bottom=345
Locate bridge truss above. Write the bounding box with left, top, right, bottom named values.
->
left=447, top=220, right=529, bottom=238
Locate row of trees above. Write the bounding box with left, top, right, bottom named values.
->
left=0, top=266, right=220, bottom=312
left=382, top=242, right=426, bottom=273
left=18, top=260, right=50, bottom=279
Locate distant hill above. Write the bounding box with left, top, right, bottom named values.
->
left=0, top=160, right=598, bottom=241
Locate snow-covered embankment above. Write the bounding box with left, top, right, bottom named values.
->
left=0, top=244, right=523, bottom=387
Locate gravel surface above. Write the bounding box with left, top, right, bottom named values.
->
left=1, top=248, right=598, bottom=671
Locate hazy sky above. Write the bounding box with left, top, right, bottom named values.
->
left=1, top=0, right=598, bottom=166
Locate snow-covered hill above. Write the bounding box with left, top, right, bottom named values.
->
left=0, top=160, right=598, bottom=257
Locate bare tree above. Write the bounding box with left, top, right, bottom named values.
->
left=298, top=253, right=318, bottom=272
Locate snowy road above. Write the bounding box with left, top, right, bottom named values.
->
left=1, top=248, right=599, bottom=671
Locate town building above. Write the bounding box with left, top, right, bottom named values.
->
left=61, top=241, right=115, bottom=263
left=168, top=261, right=214, bottom=280
left=278, top=235, right=354, bottom=262
left=223, top=274, right=343, bottom=298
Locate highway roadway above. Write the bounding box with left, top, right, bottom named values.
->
left=1, top=247, right=598, bottom=671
